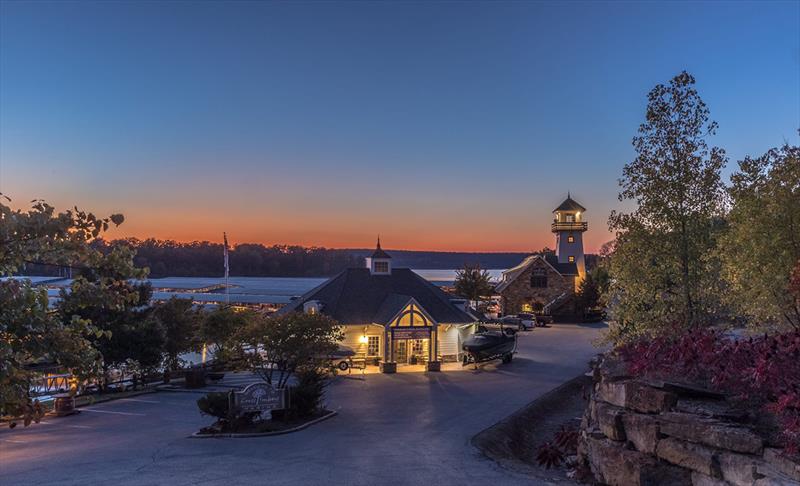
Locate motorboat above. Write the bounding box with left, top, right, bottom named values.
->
left=461, top=327, right=517, bottom=366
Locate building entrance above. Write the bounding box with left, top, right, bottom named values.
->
left=392, top=339, right=430, bottom=364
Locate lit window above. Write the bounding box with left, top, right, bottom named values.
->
left=374, top=261, right=389, bottom=273
left=568, top=256, right=575, bottom=263
left=567, top=235, right=574, bottom=243
left=530, top=268, right=547, bottom=288
left=565, top=214, right=575, bottom=222
left=521, top=303, right=533, bottom=312
left=367, top=336, right=380, bottom=356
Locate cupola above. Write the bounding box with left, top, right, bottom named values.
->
left=366, top=237, right=392, bottom=275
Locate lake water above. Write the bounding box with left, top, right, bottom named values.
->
left=34, top=269, right=505, bottom=306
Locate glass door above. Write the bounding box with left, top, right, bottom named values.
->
left=394, top=340, right=408, bottom=363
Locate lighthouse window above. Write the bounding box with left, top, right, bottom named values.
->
left=568, top=256, right=575, bottom=263
left=530, top=268, right=547, bottom=288
left=567, top=235, right=574, bottom=243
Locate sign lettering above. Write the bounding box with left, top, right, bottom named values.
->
left=233, top=383, right=285, bottom=413
left=392, top=328, right=431, bottom=340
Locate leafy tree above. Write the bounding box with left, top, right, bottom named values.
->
left=153, top=297, right=201, bottom=371
left=719, top=143, right=800, bottom=330
left=239, top=312, right=343, bottom=389
left=0, top=198, right=123, bottom=420
left=56, top=244, right=162, bottom=386
left=198, top=306, right=255, bottom=366
left=454, top=264, right=494, bottom=311
left=607, top=71, right=727, bottom=343
left=576, top=267, right=611, bottom=312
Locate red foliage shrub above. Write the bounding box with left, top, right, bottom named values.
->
left=618, top=329, right=800, bottom=454
left=536, top=441, right=565, bottom=469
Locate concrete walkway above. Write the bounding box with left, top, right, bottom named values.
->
left=0, top=322, right=606, bottom=486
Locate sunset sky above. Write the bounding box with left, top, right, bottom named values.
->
left=1, top=1, right=798, bottom=253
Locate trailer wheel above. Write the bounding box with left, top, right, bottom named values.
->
left=502, top=353, right=513, bottom=364
left=338, top=361, right=349, bottom=371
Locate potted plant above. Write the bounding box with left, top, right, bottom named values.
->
left=409, top=355, right=418, bottom=365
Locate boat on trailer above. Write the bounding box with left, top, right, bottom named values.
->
left=461, top=325, right=517, bottom=367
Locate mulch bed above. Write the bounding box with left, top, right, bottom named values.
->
left=195, top=409, right=335, bottom=437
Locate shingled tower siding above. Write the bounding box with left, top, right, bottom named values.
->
left=501, top=259, right=575, bottom=316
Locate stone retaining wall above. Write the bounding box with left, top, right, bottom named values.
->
left=577, top=355, right=800, bottom=486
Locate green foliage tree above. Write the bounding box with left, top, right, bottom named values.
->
left=607, top=71, right=727, bottom=343
left=239, top=312, right=343, bottom=389
left=576, top=267, right=611, bottom=313
left=56, top=244, right=163, bottom=386
left=153, top=297, right=201, bottom=371
left=454, top=264, right=494, bottom=311
left=719, top=143, right=800, bottom=330
left=198, top=306, right=255, bottom=366
left=0, top=198, right=124, bottom=420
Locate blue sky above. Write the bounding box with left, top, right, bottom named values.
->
left=1, top=1, right=798, bottom=251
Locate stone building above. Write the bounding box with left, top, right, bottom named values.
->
left=495, top=195, right=588, bottom=319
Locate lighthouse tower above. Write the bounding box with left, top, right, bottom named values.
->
left=552, top=194, right=587, bottom=282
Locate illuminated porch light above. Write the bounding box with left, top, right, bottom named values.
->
left=358, top=335, right=368, bottom=344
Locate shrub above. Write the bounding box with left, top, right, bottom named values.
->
left=289, top=366, right=329, bottom=418
left=197, top=392, right=230, bottom=420
left=618, top=329, right=800, bottom=454
left=536, top=425, right=578, bottom=469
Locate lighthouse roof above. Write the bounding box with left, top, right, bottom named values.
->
left=553, top=196, right=586, bottom=213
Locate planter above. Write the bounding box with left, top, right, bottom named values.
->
left=380, top=362, right=397, bottom=374
left=53, top=394, right=76, bottom=416
left=409, top=356, right=418, bottom=365
left=425, top=361, right=441, bottom=372
left=184, top=369, right=206, bottom=389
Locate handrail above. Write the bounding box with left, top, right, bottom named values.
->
left=551, top=222, right=588, bottom=231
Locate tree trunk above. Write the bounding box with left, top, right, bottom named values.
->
left=680, top=218, right=694, bottom=327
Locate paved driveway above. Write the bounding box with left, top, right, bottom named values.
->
left=0, top=323, right=606, bottom=486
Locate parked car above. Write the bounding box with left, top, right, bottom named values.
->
left=499, top=314, right=536, bottom=331
left=328, top=345, right=356, bottom=371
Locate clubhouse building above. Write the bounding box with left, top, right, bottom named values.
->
left=278, top=240, right=478, bottom=372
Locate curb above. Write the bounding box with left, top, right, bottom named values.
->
left=189, top=410, right=338, bottom=439
left=156, top=386, right=225, bottom=394
left=74, top=388, right=158, bottom=408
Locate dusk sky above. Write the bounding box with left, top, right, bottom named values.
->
left=1, top=1, right=798, bottom=253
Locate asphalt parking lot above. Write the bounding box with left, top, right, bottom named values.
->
left=0, top=322, right=606, bottom=486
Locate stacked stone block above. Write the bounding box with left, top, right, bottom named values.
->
left=577, top=356, right=800, bottom=486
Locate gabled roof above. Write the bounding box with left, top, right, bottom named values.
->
left=372, top=293, right=414, bottom=324
left=553, top=196, right=586, bottom=213
left=276, top=268, right=474, bottom=325
left=495, top=254, right=578, bottom=292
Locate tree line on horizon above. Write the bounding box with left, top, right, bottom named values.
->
left=19, top=239, right=601, bottom=278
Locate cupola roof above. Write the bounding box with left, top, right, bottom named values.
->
left=371, top=237, right=392, bottom=259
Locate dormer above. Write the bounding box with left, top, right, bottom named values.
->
left=366, top=237, right=392, bottom=275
